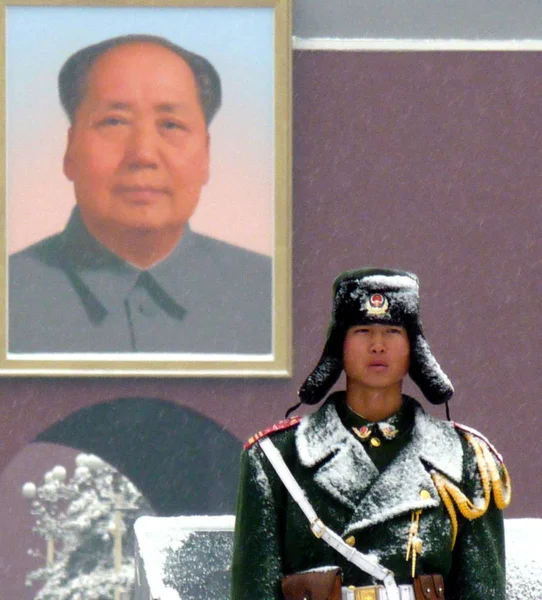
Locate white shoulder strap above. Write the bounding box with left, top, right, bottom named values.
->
left=258, top=436, right=400, bottom=600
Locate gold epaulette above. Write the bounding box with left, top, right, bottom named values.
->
left=431, top=423, right=511, bottom=549
left=244, top=416, right=301, bottom=450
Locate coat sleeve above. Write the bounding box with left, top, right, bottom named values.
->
left=447, top=498, right=506, bottom=600
left=446, top=435, right=508, bottom=600
left=230, top=444, right=285, bottom=600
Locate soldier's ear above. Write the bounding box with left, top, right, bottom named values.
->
left=63, top=127, right=75, bottom=181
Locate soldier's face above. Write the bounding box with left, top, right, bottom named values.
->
left=343, top=324, right=410, bottom=392
left=63, top=42, right=210, bottom=242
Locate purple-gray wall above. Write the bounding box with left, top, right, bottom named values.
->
left=1, top=51, right=540, bottom=597
left=292, top=2, right=542, bottom=39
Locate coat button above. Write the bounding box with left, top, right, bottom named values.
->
left=419, top=489, right=431, bottom=500
left=345, top=536, right=356, bottom=546
left=370, top=438, right=381, bottom=447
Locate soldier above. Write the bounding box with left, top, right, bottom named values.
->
left=231, top=267, right=511, bottom=600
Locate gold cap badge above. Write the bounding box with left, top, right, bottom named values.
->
left=365, top=293, right=389, bottom=315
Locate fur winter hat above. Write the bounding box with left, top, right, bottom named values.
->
left=298, top=267, right=454, bottom=405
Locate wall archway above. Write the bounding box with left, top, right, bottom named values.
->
left=0, top=397, right=241, bottom=599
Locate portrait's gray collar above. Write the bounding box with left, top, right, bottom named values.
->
left=59, top=207, right=199, bottom=318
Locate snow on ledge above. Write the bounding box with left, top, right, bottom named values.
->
left=134, top=515, right=235, bottom=600
left=134, top=516, right=541, bottom=600
left=505, top=519, right=542, bottom=600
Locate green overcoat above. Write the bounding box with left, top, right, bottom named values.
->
left=231, top=393, right=508, bottom=600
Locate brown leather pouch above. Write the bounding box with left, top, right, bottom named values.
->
left=281, top=567, right=342, bottom=600
left=413, top=574, right=445, bottom=599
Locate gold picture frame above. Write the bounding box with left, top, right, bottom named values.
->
left=0, top=0, right=291, bottom=376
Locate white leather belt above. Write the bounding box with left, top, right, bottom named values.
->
left=342, top=584, right=415, bottom=600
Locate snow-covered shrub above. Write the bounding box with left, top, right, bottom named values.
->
left=24, top=453, right=152, bottom=600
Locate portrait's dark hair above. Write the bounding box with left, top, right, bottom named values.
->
left=58, top=34, right=222, bottom=126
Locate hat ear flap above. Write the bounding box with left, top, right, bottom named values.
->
left=409, top=334, right=454, bottom=405
left=298, top=356, right=343, bottom=405
left=298, top=326, right=345, bottom=405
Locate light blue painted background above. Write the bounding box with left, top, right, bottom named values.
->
left=6, top=6, right=274, bottom=255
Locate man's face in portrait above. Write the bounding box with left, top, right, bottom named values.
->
left=63, top=42, right=210, bottom=244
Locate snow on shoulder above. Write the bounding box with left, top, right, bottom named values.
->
left=244, top=416, right=301, bottom=449
left=452, top=421, right=511, bottom=512
left=454, top=422, right=511, bottom=505
left=453, top=421, right=504, bottom=463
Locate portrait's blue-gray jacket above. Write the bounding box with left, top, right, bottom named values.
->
left=9, top=208, right=272, bottom=353
left=231, top=393, right=509, bottom=600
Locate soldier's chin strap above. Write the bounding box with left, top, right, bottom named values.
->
left=258, top=437, right=401, bottom=600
